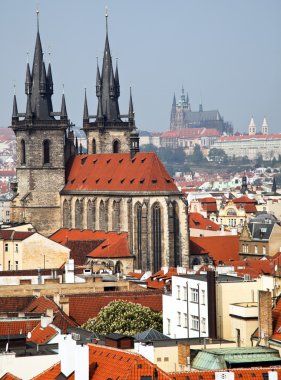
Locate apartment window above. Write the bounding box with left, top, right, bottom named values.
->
left=191, top=315, right=199, bottom=330
left=15, top=244, right=19, bottom=253
left=262, top=246, right=266, bottom=255
left=15, top=261, right=18, bottom=270
left=8, top=260, right=11, bottom=270
left=183, top=286, right=187, bottom=301
left=177, top=285, right=180, bottom=300
left=167, top=319, right=171, bottom=335
left=177, top=312, right=181, bottom=326
left=164, top=357, right=169, bottom=362
left=157, top=357, right=161, bottom=362
left=254, top=245, right=258, bottom=254
left=201, top=317, right=206, bottom=333
left=183, top=313, right=187, bottom=328
left=5, top=243, right=8, bottom=252
left=191, top=288, right=199, bottom=303
left=245, top=245, right=249, bottom=253
left=201, top=289, right=206, bottom=305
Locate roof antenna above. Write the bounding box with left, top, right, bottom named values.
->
left=36, top=7, right=40, bottom=32
left=105, top=6, right=108, bottom=35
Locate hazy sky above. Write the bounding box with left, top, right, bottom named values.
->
left=0, top=1, right=280, bottom=133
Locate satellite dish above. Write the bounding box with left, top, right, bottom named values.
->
left=27, top=331, right=31, bottom=339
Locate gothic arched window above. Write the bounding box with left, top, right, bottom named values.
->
left=113, top=140, right=120, bottom=153
left=112, top=200, right=121, bottom=232
left=75, top=199, right=83, bottom=229
left=92, top=139, right=96, bottom=154
left=99, top=200, right=107, bottom=231
left=87, top=199, right=96, bottom=230
left=135, top=202, right=142, bottom=269
left=21, top=139, right=26, bottom=165
left=43, top=140, right=50, bottom=164
left=63, top=199, right=71, bottom=228
left=152, top=202, right=162, bottom=272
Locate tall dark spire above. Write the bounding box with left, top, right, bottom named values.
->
left=47, top=62, right=53, bottom=95
left=83, top=88, right=89, bottom=121
left=25, top=62, right=32, bottom=95
left=60, top=90, right=67, bottom=120
left=96, top=60, right=102, bottom=97
left=12, top=95, right=18, bottom=120
left=26, top=14, right=53, bottom=121
left=96, top=11, right=121, bottom=122
left=26, top=93, right=32, bottom=120
left=128, top=87, right=134, bottom=124
left=115, top=59, right=120, bottom=98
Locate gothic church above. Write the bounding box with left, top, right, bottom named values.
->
left=11, top=18, right=189, bottom=272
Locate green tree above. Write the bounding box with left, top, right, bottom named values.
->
left=191, top=144, right=205, bottom=162
left=140, top=144, right=158, bottom=153
left=82, top=300, right=163, bottom=336
left=208, top=148, right=227, bottom=162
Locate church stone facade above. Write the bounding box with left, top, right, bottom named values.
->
left=10, top=19, right=189, bottom=272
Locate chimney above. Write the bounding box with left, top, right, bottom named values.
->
left=258, top=290, right=272, bottom=346
left=75, top=344, right=89, bottom=380
left=59, top=335, right=76, bottom=377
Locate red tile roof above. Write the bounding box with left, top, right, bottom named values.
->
left=23, top=296, right=77, bottom=333
left=50, top=229, right=131, bottom=259
left=0, top=319, right=40, bottom=335
left=189, top=213, right=220, bottom=231
left=0, top=230, right=34, bottom=241
left=146, top=268, right=177, bottom=289
left=161, top=128, right=220, bottom=138
left=190, top=235, right=240, bottom=264
left=33, top=344, right=172, bottom=380
left=0, top=373, right=21, bottom=380
left=63, top=152, right=178, bottom=193
left=0, top=296, right=34, bottom=313
left=69, top=290, right=163, bottom=325
left=27, top=323, right=58, bottom=344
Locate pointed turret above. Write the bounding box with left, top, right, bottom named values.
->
left=170, top=93, right=177, bottom=130
left=60, top=93, right=67, bottom=120
left=83, top=89, right=89, bottom=121
left=96, top=63, right=102, bottom=97
left=97, top=97, right=104, bottom=121
left=26, top=93, right=33, bottom=120
left=248, top=116, right=256, bottom=136
left=40, top=60, right=47, bottom=95
left=47, top=63, right=53, bottom=95
left=25, top=63, right=32, bottom=95
left=180, top=86, right=185, bottom=104
left=261, top=117, right=268, bottom=135
left=241, top=173, right=248, bottom=194
left=128, top=87, right=134, bottom=124
left=115, top=61, right=120, bottom=98
left=12, top=95, right=18, bottom=120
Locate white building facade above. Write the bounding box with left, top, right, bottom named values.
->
left=163, top=274, right=215, bottom=339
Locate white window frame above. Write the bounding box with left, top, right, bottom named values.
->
left=191, top=288, right=199, bottom=303
left=191, top=315, right=199, bottom=331
left=177, top=312, right=181, bottom=326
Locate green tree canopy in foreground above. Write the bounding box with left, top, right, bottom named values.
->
left=82, top=300, right=163, bottom=336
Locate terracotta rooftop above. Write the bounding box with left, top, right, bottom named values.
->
left=27, top=323, right=58, bottom=345
left=63, top=152, right=178, bottom=193
left=0, top=296, right=34, bottom=313
left=50, top=229, right=131, bottom=259
left=0, top=230, right=34, bottom=241
left=219, top=133, right=281, bottom=141
left=0, top=373, right=21, bottom=380
left=68, top=290, right=163, bottom=325
left=0, top=319, right=40, bottom=336
left=161, top=128, right=220, bottom=139
left=189, top=213, right=220, bottom=231
left=190, top=235, right=240, bottom=264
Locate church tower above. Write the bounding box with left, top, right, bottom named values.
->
left=248, top=116, right=256, bottom=136
left=261, top=117, right=269, bottom=135
left=11, top=15, right=73, bottom=235
left=83, top=12, right=139, bottom=154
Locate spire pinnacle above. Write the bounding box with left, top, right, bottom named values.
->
left=12, top=94, right=18, bottom=120
left=36, top=8, right=40, bottom=33
left=105, top=6, right=108, bottom=36
left=60, top=88, right=67, bottom=120
left=83, top=88, right=89, bottom=121
left=128, top=87, right=134, bottom=123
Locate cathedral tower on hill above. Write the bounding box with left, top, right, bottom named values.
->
left=11, top=18, right=75, bottom=235
left=83, top=13, right=139, bottom=155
